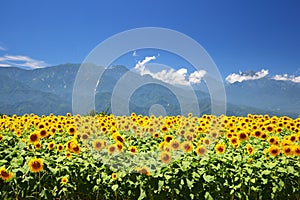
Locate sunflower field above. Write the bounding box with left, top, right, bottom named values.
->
left=0, top=113, right=300, bottom=199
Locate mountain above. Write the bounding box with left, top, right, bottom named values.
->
left=0, top=64, right=299, bottom=117
left=225, top=78, right=300, bottom=115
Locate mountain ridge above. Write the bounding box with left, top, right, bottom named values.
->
left=0, top=64, right=299, bottom=117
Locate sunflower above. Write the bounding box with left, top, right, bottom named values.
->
left=92, top=139, right=104, bottom=151
left=28, top=158, right=44, bottom=173
left=261, top=132, right=268, bottom=140
left=215, top=143, right=226, bottom=154
left=246, top=144, right=254, bottom=155
left=129, top=146, right=137, bottom=154
left=139, top=166, right=151, bottom=176
left=67, top=139, right=77, bottom=151
left=65, top=151, right=72, bottom=159
left=266, top=125, right=274, bottom=133
left=238, top=131, right=248, bottom=142
left=181, top=141, right=194, bottom=153
left=159, top=142, right=168, bottom=151
left=229, top=137, right=240, bottom=148
left=160, top=126, right=168, bottom=133
left=0, top=167, right=14, bottom=181
left=253, top=130, right=262, bottom=138
left=112, top=173, right=118, bottom=180
left=289, top=134, right=297, bottom=143
left=29, top=131, right=40, bottom=143
left=196, top=146, right=207, bottom=156
left=61, top=177, right=68, bottom=184
left=67, top=126, right=77, bottom=135
left=170, top=140, right=180, bottom=150
left=39, top=129, right=48, bottom=138
left=116, top=142, right=124, bottom=152
left=268, top=136, right=279, bottom=145
left=47, top=141, right=55, bottom=150
left=116, top=135, right=125, bottom=143
left=57, top=143, right=64, bottom=152
left=81, top=133, right=89, bottom=141
left=185, top=133, right=193, bottom=141
left=37, top=122, right=45, bottom=130
left=294, top=146, right=300, bottom=156
left=0, top=134, right=3, bottom=142
left=15, top=129, right=22, bottom=138
left=108, top=144, right=117, bottom=154
left=164, top=135, right=174, bottom=143
left=281, top=139, right=292, bottom=147
left=283, top=145, right=294, bottom=156
left=269, top=145, right=280, bottom=157
left=203, top=138, right=211, bottom=146
left=160, top=151, right=172, bottom=164
left=152, top=132, right=160, bottom=138
left=34, top=141, right=42, bottom=149
left=49, top=126, right=56, bottom=136
left=71, top=143, right=81, bottom=154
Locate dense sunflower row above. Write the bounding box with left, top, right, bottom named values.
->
left=0, top=113, right=300, bottom=199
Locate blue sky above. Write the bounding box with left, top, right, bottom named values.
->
left=0, top=0, right=300, bottom=82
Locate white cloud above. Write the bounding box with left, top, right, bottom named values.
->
left=272, top=74, right=300, bottom=83
left=134, top=56, right=206, bottom=86
left=189, top=70, right=206, bottom=84
left=226, top=69, right=269, bottom=84
left=134, top=56, right=156, bottom=76
left=0, top=54, right=48, bottom=69
left=0, top=46, right=6, bottom=51
left=0, top=63, right=11, bottom=67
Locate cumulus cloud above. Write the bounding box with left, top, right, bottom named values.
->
left=0, top=54, right=48, bottom=69
left=134, top=56, right=206, bottom=86
left=189, top=70, right=207, bottom=84
left=226, top=69, right=269, bottom=84
left=272, top=74, right=300, bottom=83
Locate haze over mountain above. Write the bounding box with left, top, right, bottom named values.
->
left=0, top=64, right=299, bottom=118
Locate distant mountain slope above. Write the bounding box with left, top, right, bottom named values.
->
left=0, top=64, right=299, bottom=117
left=0, top=74, right=70, bottom=115
left=225, top=78, right=300, bottom=114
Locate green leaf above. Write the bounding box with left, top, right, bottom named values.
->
left=277, top=167, right=286, bottom=173
left=138, top=187, right=146, bottom=200
left=158, top=180, right=164, bottom=191
left=266, top=162, right=277, bottom=169
left=182, top=161, right=190, bottom=170
left=164, top=174, right=172, bottom=180
left=56, top=156, right=65, bottom=163
left=272, top=186, right=277, bottom=193
left=112, top=184, right=118, bottom=191
left=10, top=156, right=24, bottom=167
left=186, top=178, right=194, bottom=189
left=287, top=166, right=295, bottom=174
left=192, top=171, right=200, bottom=178
left=262, top=170, right=271, bottom=176
left=279, top=179, right=285, bottom=189
left=251, top=186, right=259, bottom=192
left=203, top=174, right=214, bottom=183
left=190, top=193, right=194, bottom=199
left=93, top=185, right=99, bottom=192
left=253, top=161, right=262, bottom=168
left=204, top=191, right=214, bottom=200
left=0, top=159, right=8, bottom=165
left=180, top=179, right=184, bottom=185
left=262, top=178, right=268, bottom=185
left=246, top=168, right=253, bottom=174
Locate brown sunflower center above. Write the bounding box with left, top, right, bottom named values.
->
left=32, top=161, right=41, bottom=169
